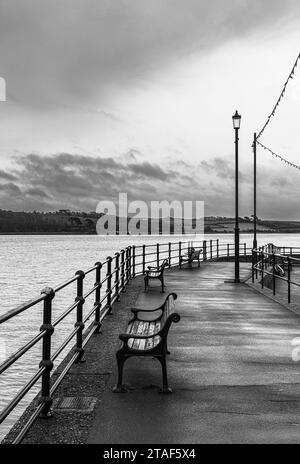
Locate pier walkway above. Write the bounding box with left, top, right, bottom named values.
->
left=87, top=262, right=300, bottom=444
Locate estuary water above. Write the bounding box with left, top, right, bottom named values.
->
left=1, top=232, right=300, bottom=440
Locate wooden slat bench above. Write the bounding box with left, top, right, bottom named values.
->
left=112, top=293, right=180, bottom=394
left=179, top=247, right=202, bottom=269
left=144, top=258, right=168, bottom=292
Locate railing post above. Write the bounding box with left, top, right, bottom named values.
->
left=125, top=247, right=131, bottom=283
left=106, top=256, right=113, bottom=313
left=132, top=246, right=136, bottom=278
left=142, top=245, right=146, bottom=275
left=39, top=287, right=55, bottom=418
left=255, top=248, right=258, bottom=279
left=203, top=240, right=207, bottom=261
left=217, top=239, right=219, bottom=259
left=210, top=240, right=213, bottom=260
left=115, top=252, right=120, bottom=301
left=179, top=241, right=182, bottom=266
left=157, top=243, right=160, bottom=268
left=261, top=249, right=264, bottom=289
left=128, top=246, right=132, bottom=280
left=75, top=270, right=85, bottom=363
left=124, top=247, right=128, bottom=284
left=244, top=243, right=246, bottom=257
left=252, top=250, right=255, bottom=283
left=288, top=257, right=291, bottom=304
left=227, top=243, right=230, bottom=260
left=168, top=242, right=171, bottom=268
left=272, top=253, right=276, bottom=296
left=121, top=249, right=126, bottom=292
left=94, top=262, right=102, bottom=333
left=125, top=247, right=129, bottom=283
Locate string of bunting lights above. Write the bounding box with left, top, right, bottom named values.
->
left=257, top=140, right=300, bottom=171
left=257, top=52, right=300, bottom=140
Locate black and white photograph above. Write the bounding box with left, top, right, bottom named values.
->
left=1, top=0, right=300, bottom=452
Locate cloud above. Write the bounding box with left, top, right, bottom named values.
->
left=200, top=157, right=235, bottom=180
left=1, top=0, right=299, bottom=109
left=0, top=151, right=221, bottom=212
left=0, top=150, right=298, bottom=218
left=0, top=182, right=22, bottom=196
left=25, top=187, right=50, bottom=198
left=270, top=176, right=293, bottom=189
left=127, top=161, right=170, bottom=181
left=0, top=151, right=177, bottom=211
left=0, top=169, right=17, bottom=181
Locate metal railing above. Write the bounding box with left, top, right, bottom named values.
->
left=0, top=238, right=250, bottom=443
left=252, top=243, right=300, bottom=305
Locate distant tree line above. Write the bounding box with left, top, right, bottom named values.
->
left=1, top=209, right=299, bottom=234
left=0, top=209, right=99, bottom=233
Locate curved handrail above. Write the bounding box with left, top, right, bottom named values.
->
left=251, top=245, right=300, bottom=299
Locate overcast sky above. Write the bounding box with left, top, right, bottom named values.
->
left=0, top=0, right=300, bottom=218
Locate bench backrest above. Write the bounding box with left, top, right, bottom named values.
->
left=157, top=293, right=180, bottom=340
left=189, top=247, right=202, bottom=259
left=193, top=248, right=202, bottom=258
left=159, top=259, right=169, bottom=271
left=161, top=292, right=177, bottom=324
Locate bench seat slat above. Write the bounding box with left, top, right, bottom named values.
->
left=153, top=321, right=161, bottom=348
left=148, top=271, right=159, bottom=277
left=133, top=321, right=148, bottom=349
left=127, top=320, right=140, bottom=348
left=127, top=320, right=163, bottom=351
left=138, top=322, right=150, bottom=350
left=145, top=322, right=156, bottom=350
left=144, top=321, right=160, bottom=350
left=132, top=322, right=144, bottom=350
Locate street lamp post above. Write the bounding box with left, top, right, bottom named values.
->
left=232, top=111, right=241, bottom=283
left=253, top=132, right=257, bottom=251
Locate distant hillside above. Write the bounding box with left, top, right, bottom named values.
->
left=1, top=210, right=300, bottom=234
left=260, top=220, right=300, bottom=233
left=0, top=210, right=99, bottom=234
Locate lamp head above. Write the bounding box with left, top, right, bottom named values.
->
left=232, top=110, right=241, bottom=129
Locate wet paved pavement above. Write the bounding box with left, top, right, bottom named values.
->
left=88, top=262, right=300, bottom=444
